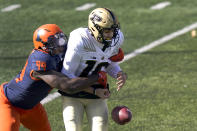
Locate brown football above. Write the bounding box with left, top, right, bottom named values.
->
left=111, top=106, right=132, bottom=125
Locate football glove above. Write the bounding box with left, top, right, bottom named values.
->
left=98, top=71, right=107, bottom=88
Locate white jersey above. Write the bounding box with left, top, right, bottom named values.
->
left=61, top=27, right=124, bottom=78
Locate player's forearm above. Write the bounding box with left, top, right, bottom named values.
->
left=62, top=75, right=98, bottom=94
left=32, top=70, right=69, bottom=89
left=106, top=62, right=122, bottom=78
left=83, top=87, right=94, bottom=94
left=33, top=70, right=99, bottom=94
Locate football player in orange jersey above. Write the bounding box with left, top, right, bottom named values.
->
left=60, top=8, right=127, bottom=131
left=0, top=24, right=110, bottom=131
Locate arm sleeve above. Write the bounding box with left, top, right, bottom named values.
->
left=61, top=32, right=83, bottom=78
left=105, top=30, right=124, bottom=78
left=105, top=62, right=122, bottom=78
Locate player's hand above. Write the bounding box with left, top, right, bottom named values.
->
left=98, top=71, right=107, bottom=88
left=116, top=71, right=127, bottom=91
left=95, top=88, right=110, bottom=99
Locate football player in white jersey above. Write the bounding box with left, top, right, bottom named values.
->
left=59, top=8, right=127, bottom=131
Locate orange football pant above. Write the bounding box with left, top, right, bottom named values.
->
left=0, top=83, right=51, bottom=131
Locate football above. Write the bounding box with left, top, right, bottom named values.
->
left=111, top=106, right=132, bottom=125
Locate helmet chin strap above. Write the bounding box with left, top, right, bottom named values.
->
left=102, top=40, right=110, bottom=51
left=97, top=30, right=111, bottom=51
left=91, top=22, right=116, bottom=51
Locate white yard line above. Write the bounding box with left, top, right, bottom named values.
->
left=1, top=4, right=21, bottom=12
left=41, top=22, right=197, bottom=105
left=75, top=3, right=96, bottom=11
left=41, top=92, right=61, bottom=104
left=150, top=1, right=171, bottom=10
left=120, top=22, right=197, bottom=63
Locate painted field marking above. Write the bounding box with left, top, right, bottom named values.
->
left=75, top=3, right=96, bottom=11
left=1, top=4, right=21, bottom=12
left=120, top=22, right=197, bottom=63
left=41, top=92, right=61, bottom=104
left=41, top=22, right=197, bottom=105
left=150, top=1, right=171, bottom=10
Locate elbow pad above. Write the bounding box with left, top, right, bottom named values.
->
left=109, top=48, right=124, bottom=62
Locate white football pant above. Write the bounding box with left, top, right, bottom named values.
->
left=62, top=96, right=108, bottom=131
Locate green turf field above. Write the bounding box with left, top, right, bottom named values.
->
left=0, top=0, right=197, bottom=130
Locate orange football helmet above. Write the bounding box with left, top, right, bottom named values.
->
left=33, top=24, right=67, bottom=54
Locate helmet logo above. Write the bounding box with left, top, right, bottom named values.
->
left=90, top=13, right=102, bottom=22
left=36, top=29, right=50, bottom=42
